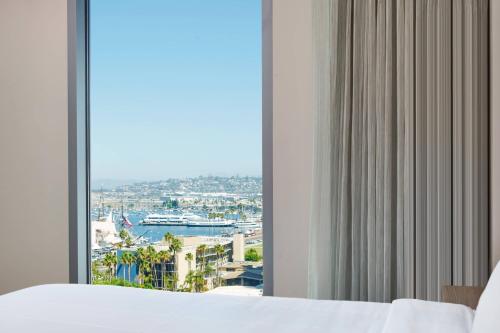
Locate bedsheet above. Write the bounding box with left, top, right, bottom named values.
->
left=0, top=284, right=474, bottom=332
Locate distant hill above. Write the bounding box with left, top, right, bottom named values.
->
left=91, top=179, right=144, bottom=191
left=92, top=175, right=262, bottom=195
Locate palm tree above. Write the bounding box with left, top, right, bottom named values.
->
left=103, top=252, right=117, bottom=281
left=214, top=244, right=225, bottom=287
left=169, top=238, right=182, bottom=257
left=196, top=244, right=207, bottom=272
left=119, top=253, right=126, bottom=280
left=125, top=237, right=133, bottom=248
left=183, top=252, right=194, bottom=292
left=163, top=232, right=174, bottom=245
left=195, top=244, right=210, bottom=290
left=119, top=229, right=129, bottom=241
left=158, top=250, right=171, bottom=290
left=111, top=253, right=118, bottom=280
left=103, top=254, right=112, bottom=281
left=147, top=246, right=159, bottom=288
left=121, top=252, right=134, bottom=282
left=204, top=263, right=214, bottom=278
left=193, top=271, right=205, bottom=292
left=128, top=252, right=136, bottom=282
left=168, top=237, right=182, bottom=291
left=136, top=247, right=148, bottom=285
left=184, top=270, right=195, bottom=292
left=185, top=252, right=194, bottom=272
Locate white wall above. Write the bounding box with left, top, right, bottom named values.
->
left=0, top=0, right=69, bottom=294
left=272, top=0, right=314, bottom=298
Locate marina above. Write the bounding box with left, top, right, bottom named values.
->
left=91, top=209, right=262, bottom=247
left=90, top=177, right=263, bottom=294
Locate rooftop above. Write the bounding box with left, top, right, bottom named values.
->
left=206, top=286, right=262, bottom=297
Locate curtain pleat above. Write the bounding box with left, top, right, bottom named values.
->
left=403, top=0, right=416, bottom=300
left=414, top=0, right=427, bottom=300
left=309, top=0, right=489, bottom=302
left=395, top=0, right=406, bottom=300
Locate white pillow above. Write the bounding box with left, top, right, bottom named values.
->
left=471, top=262, right=500, bottom=333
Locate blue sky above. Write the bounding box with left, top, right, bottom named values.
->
left=90, top=0, right=261, bottom=181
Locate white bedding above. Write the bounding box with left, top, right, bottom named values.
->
left=0, top=284, right=474, bottom=333
left=383, top=299, right=474, bottom=333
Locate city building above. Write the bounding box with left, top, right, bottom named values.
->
left=116, top=233, right=246, bottom=290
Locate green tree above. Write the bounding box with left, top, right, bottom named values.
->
left=185, top=252, right=194, bottom=272
left=204, top=263, right=215, bottom=280
left=195, top=244, right=209, bottom=291
left=103, top=252, right=118, bottom=281
left=245, top=248, right=261, bottom=262
left=193, top=271, right=206, bottom=292
left=125, top=237, right=133, bottom=248
left=196, top=244, right=207, bottom=272
left=169, top=238, right=182, bottom=291
left=169, top=238, right=182, bottom=257
left=136, top=247, right=149, bottom=286
left=119, top=229, right=129, bottom=241
left=147, top=246, right=159, bottom=288
left=214, top=244, right=225, bottom=287
left=163, top=232, right=174, bottom=245
left=184, top=252, right=195, bottom=292
left=184, top=271, right=195, bottom=292
left=158, top=250, right=171, bottom=290
left=121, top=252, right=135, bottom=282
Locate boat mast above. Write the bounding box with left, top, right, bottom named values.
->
left=97, top=187, right=104, bottom=220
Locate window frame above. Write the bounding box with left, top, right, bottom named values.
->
left=68, top=0, right=91, bottom=284
left=67, top=0, right=274, bottom=295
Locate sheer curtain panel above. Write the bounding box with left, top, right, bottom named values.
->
left=308, top=0, right=489, bottom=302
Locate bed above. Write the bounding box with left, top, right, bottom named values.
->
left=1, top=264, right=498, bottom=333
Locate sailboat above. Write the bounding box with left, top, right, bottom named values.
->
left=120, top=197, right=133, bottom=228
left=90, top=191, right=121, bottom=250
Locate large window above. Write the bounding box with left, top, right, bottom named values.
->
left=89, top=0, right=263, bottom=295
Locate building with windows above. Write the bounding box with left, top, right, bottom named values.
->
left=116, top=233, right=245, bottom=290
left=220, top=262, right=263, bottom=287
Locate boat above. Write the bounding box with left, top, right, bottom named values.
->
left=187, top=219, right=235, bottom=227
left=140, top=213, right=188, bottom=226
left=91, top=211, right=122, bottom=249
left=233, top=221, right=261, bottom=229
left=141, top=212, right=235, bottom=227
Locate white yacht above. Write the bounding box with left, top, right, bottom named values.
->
left=142, top=212, right=235, bottom=227
left=140, top=213, right=188, bottom=226
left=187, top=219, right=235, bottom=227
left=234, top=221, right=261, bottom=229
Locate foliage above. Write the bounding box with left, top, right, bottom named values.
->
left=91, top=260, right=107, bottom=282
left=103, top=252, right=118, bottom=280
left=94, top=277, right=142, bottom=288
left=214, top=244, right=225, bottom=287
left=125, top=237, right=133, bottom=248
left=162, top=199, right=179, bottom=209
left=208, top=212, right=225, bottom=219
left=93, top=234, right=225, bottom=295
left=119, top=229, right=129, bottom=241
left=121, top=252, right=135, bottom=281
left=245, top=248, right=262, bottom=262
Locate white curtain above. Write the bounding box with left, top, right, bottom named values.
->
left=308, top=0, right=489, bottom=302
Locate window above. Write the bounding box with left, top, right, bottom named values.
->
left=88, top=0, right=263, bottom=296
